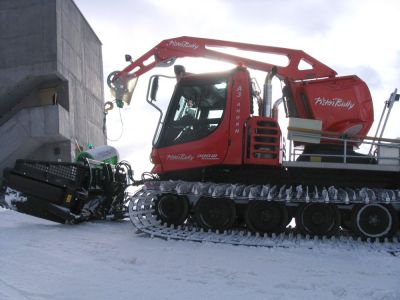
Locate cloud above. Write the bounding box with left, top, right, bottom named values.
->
left=394, top=52, right=400, bottom=88
left=334, top=65, right=383, bottom=90
left=224, top=0, right=351, bottom=36
left=354, top=66, right=383, bottom=90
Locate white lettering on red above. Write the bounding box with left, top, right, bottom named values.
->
left=314, top=97, right=355, bottom=110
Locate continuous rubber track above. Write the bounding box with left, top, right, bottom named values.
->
left=128, top=181, right=400, bottom=249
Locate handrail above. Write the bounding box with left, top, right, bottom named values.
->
left=287, top=126, right=400, bottom=144
left=286, top=127, right=400, bottom=164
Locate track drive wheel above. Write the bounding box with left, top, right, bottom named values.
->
left=351, top=204, right=398, bottom=241
left=244, top=201, right=288, bottom=234
left=295, top=203, right=340, bottom=237
left=195, top=197, right=236, bottom=231
left=155, top=194, right=189, bottom=226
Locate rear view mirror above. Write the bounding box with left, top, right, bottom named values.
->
left=150, top=76, right=159, bottom=101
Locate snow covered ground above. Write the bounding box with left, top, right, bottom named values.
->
left=1, top=207, right=399, bottom=300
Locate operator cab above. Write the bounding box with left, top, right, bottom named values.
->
left=155, top=72, right=228, bottom=148
left=149, top=65, right=268, bottom=175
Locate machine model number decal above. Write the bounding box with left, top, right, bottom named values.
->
left=196, top=154, right=219, bottom=160
left=167, top=154, right=219, bottom=161
left=168, top=40, right=199, bottom=50
left=314, top=97, right=355, bottom=110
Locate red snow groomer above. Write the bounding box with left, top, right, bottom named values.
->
left=108, top=37, right=400, bottom=241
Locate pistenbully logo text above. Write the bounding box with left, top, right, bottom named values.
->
left=314, top=97, right=355, bottom=110
left=168, top=40, right=199, bottom=50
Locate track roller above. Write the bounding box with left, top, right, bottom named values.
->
left=155, top=194, right=189, bottom=226
left=295, top=203, right=341, bottom=237
left=195, top=197, right=236, bottom=231
left=351, top=204, right=399, bottom=241
left=244, top=201, right=288, bottom=234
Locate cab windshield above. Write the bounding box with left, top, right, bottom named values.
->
left=157, top=77, right=228, bottom=147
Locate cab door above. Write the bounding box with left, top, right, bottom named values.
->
left=153, top=73, right=232, bottom=173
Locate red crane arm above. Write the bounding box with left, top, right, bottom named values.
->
left=116, top=36, right=337, bottom=81
left=107, top=36, right=338, bottom=106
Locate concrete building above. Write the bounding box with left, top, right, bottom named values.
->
left=0, top=0, right=106, bottom=182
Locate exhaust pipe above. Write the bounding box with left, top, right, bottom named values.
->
left=263, top=66, right=277, bottom=117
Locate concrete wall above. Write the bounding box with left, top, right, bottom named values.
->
left=0, top=0, right=59, bottom=114
left=0, top=105, right=71, bottom=176
left=0, top=0, right=106, bottom=181
left=56, top=0, right=106, bottom=150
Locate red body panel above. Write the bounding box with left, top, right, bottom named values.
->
left=288, top=75, right=373, bottom=137
left=153, top=126, right=230, bottom=173
left=222, top=68, right=251, bottom=165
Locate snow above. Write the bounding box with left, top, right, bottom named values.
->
left=1, top=208, right=399, bottom=300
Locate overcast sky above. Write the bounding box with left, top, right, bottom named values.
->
left=74, top=0, right=400, bottom=174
